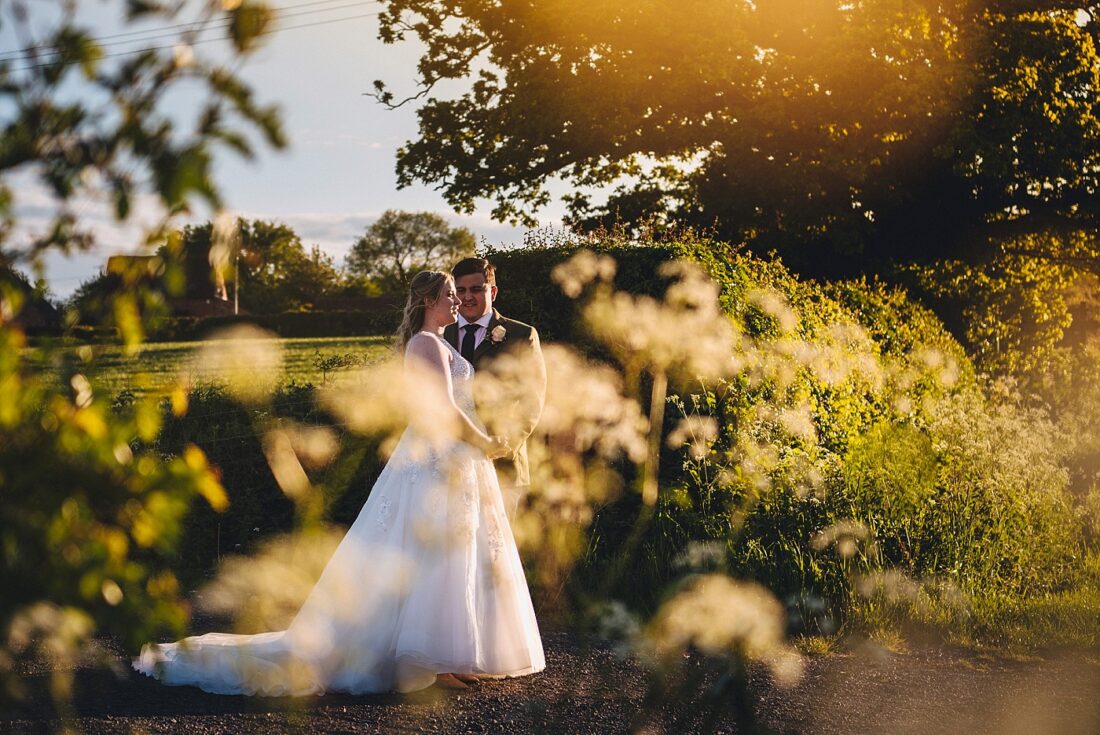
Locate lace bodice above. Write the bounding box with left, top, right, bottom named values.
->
left=441, top=336, right=478, bottom=423
left=408, top=332, right=479, bottom=426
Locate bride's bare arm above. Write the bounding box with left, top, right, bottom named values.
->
left=405, top=334, right=509, bottom=458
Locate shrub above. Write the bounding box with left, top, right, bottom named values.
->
left=491, top=233, right=1087, bottom=641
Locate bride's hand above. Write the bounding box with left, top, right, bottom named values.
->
left=485, top=436, right=512, bottom=460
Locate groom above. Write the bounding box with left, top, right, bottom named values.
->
left=445, top=257, right=546, bottom=516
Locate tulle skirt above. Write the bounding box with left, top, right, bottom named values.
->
left=133, top=431, right=545, bottom=695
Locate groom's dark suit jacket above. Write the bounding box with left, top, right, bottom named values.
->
left=444, top=309, right=545, bottom=487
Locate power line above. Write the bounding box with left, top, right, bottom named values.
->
left=100, top=2, right=379, bottom=53
left=0, top=0, right=381, bottom=63
left=0, top=0, right=380, bottom=58
left=7, top=11, right=382, bottom=73
left=88, top=0, right=377, bottom=43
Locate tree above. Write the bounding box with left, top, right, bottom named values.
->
left=67, top=270, right=121, bottom=326
left=0, top=265, right=59, bottom=328
left=345, top=209, right=476, bottom=291
left=374, top=1, right=1100, bottom=277
left=238, top=219, right=340, bottom=312
left=177, top=219, right=340, bottom=313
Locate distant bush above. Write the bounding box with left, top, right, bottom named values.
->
left=23, top=325, right=119, bottom=344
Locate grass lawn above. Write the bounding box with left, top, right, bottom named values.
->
left=26, top=335, right=394, bottom=398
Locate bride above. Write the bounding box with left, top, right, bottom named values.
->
left=133, top=271, right=546, bottom=695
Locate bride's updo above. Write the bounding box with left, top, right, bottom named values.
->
left=396, top=270, right=453, bottom=349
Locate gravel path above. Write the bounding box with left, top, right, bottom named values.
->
left=3, top=633, right=1099, bottom=734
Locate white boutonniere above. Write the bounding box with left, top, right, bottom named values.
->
left=490, top=325, right=507, bottom=343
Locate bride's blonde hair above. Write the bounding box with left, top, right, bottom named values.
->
left=395, top=270, right=453, bottom=349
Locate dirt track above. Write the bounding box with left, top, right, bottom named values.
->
left=4, top=632, right=1099, bottom=734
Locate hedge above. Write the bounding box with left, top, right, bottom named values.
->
left=149, top=309, right=403, bottom=342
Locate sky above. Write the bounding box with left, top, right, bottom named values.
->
left=2, top=0, right=567, bottom=299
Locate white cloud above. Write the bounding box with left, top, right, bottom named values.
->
left=7, top=171, right=171, bottom=298
left=291, top=129, right=396, bottom=150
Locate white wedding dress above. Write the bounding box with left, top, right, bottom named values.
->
left=133, top=333, right=545, bottom=695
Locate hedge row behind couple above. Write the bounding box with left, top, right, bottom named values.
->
left=134, top=258, right=548, bottom=695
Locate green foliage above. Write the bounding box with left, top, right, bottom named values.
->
left=345, top=209, right=477, bottom=292
left=484, top=231, right=724, bottom=341
left=67, top=272, right=123, bottom=327
left=376, top=2, right=1100, bottom=275
left=0, top=4, right=284, bottom=266
left=824, top=277, right=973, bottom=375
left=0, top=0, right=285, bottom=707
left=1024, top=345, right=1100, bottom=520
left=0, top=266, right=58, bottom=329
left=840, top=424, right=940, bottom=576
left=66, top=218, right=350, bottom=327
left=52, top=381, right=385, bottom=590
left=917, top=388, right=1081, bottom=594
left=904, top=243, right=1078, bottom=378
left=491, top=231, right=966, bottom=456
left=67, top=211, right=465, bottom=325
left=488, top=233, right=1090, bottom=644
left=960, top=584, right=1100, bottom=650
left=14, top=334, right=391, bottom=590
left=0, top=320, right=228, bottom=686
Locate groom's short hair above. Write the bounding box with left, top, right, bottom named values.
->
left=452, top=257, right=496, bottom=286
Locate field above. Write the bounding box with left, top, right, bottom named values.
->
left=26, top=336, right=394, bottom=398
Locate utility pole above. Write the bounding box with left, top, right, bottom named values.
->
left=234, top=250, right=240, bottom=315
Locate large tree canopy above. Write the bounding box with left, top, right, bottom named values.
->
left=375, top=0, right=1100, bottom=275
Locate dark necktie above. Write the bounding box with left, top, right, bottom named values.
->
left=461, top=323, right=479, bottom=362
